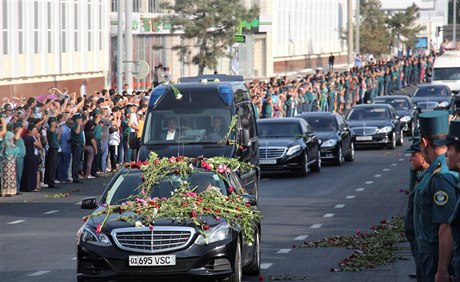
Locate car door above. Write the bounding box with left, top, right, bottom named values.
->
left=389, top=107, right=401, bottom=134
left=336, top=114, right=351, bottom=152
left=301, top=120, right=318, bottom=161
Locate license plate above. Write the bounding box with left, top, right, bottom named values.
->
left=420, top=108, right=434, bottom=112
left=129, top=255, right=176, bottom=266
left=356, top=136, right=372, bottom=141
left=260, top=159, right=277, bottom=164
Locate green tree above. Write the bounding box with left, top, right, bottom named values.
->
left=386, top=4, right=424, bottom=50
left=358, top=0, right=391, bottom=56
left=160, top=0, right=258, bottom=75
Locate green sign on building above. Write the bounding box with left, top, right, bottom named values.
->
left=234, top=35, right=246, bottom=43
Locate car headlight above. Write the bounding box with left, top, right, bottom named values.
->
left=438, top=101, right=449, bottom=107
left=376, top=126, right=392, bottom=134
left=321, top=139, right=337, bottom=147
left=400, top=115, right=411, bottom=122
left=195, top=222, right=231, bottom=245
left=286, top=145, right=301, bottom=156
left=78, top=225, right=112, bottom=247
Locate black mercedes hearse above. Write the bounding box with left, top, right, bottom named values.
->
left=138, top=75, right=260, bottom=199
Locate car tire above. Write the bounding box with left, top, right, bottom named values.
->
left=388, top=131, right=396, bottom=149
left=334, top=145, right=344, bottom=166
left=344, top=142, right=355, bottom=162
left=396, top=130, right=403, bottom=146
left=243, top=231, right=261, bottom=275
left=227, top=239, right=242, bottom=282
left=77, top=277, right=86, bottom=282
left=310, top=149, right=321, bottom=172
left=298, top=152, right=309, bottom=177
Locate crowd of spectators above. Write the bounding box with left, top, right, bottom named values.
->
left=0, top=85, right=148, bottom=197
left=249, top=53, right=435, bottom=119
left=0, top=53, right=436, bottom=197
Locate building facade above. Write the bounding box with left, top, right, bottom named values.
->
left=0, top=0, right=111, bottom=98
left=269, top=0, right=349, bottom=73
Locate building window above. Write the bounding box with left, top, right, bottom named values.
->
left=99, top=0, right=103, bottom=51
left=34, top=1, right=39, bottom=53
left=133, top=0, right=140, bottom=12
left=148, top=0, right=159, bottom=13
left=1, top=0, right=7, bottom=55
left=111, top=0, right=118, bottom=12
left=74, top=2, right=78, bottom=51
left=18, top=0, right=24, bottom=54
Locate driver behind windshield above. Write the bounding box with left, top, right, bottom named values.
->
left=160, top=117, right=179, bottom=141
left=205, top=116, right=226, bottom=141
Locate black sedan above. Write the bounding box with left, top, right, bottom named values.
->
left=411, top=84, right=454, bottom=113
left=373, top=95, right=417, bottom=136
left=77, top=168, right=260, bottom=282
left=257, top=118, right=321, bottom=176
left=296, top=112, right=354, bottom=165
left=345, top=104, right=403, bottom=149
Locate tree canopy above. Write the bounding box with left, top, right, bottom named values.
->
left=344, top=0, right=424, bottom=56
left=160, top=0, right=259, bottom=75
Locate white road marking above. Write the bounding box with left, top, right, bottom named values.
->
left=311, top=224, right=323, bottom=228
left=74, top=202, right=81, bottom=205
left=294, top=235, right=309, bottom=240
left=261, top=263, right=273, bottom=269
left=391, top=163, right=398, bottom=166
left=335, top=204, right=345, bottom=208
left=43, top=210, right=59, bottom=215
left=398, top=158, right=405, bottom=162
left=28, top=271, right=50, bottom=276
left=365, top=181, right=373, bottom=184
left=383, top=168, right=390, bottom=172
left=346, top=195, right=355, bottom=199
left=7, top=220, right=25, bottom=225
left=355, top=188, right=365, bottom=192
left=277, top=249, right=292, bottom=254
left=374, top=174, right=381, bottom=178
left=323, top=213, right=334, bottom=218
left=72, top=257, right=77, bottom=260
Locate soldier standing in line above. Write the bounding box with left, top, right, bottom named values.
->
left=414, top=111, right=458, bottom=282
left=434, top=121, right=460, bottom=282
left=404, top=135, right=429, bottom=279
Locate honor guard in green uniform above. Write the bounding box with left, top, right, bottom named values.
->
left=414, top=111, right=458, bottom=282
left=434, top=121, right=460, bottom=281
left=404, top=134, right=429, bottom=279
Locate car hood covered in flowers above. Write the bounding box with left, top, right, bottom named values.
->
left=83, top=153, right=260, bottom=245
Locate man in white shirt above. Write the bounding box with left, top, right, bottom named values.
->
left=80, top=79, right=88, bottom=98
left=161, top=117, right=179, bottom=141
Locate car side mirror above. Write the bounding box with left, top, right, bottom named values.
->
left=239, top=129, right=250, bottom=146
left=242, top=194, right=257, bottom=206
left=81, top=197, right=98, bottom=209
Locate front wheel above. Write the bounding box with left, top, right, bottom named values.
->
left=387, top=131, right=396, bottom=150
left=243, top=232, right=261, bottom=275
left=310, top=148, right=321, bottom=172
left=396, top=130, right=403, bottom=146
left=227, top=239, right=242, bottom=282
left=344, top=142, right=355, bottom=162
left=298, top=153, right=309, bottom=177
left=334, top=145, right=344, bottom=166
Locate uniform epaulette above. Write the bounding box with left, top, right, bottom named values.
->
left=432, top=163, right=442, bottom=176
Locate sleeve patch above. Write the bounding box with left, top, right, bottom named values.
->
left=434, top=191, right=448, bottom=206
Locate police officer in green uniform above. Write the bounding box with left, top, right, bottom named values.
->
left=71, top=113, right=84, bottom=183
left=45, top=116, right=60, bottom=188
left=404, top=135, right=429, bottom=279
left=434, top=120, right=460, bottom=281
left=414, top=111, right=458, bottom=282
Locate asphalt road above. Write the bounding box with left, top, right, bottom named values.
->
left=0, top=138, right=416, bottom=282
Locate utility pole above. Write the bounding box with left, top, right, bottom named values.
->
left=454, top=0, right=457, bottom=49
left=355, top=0, right=360, bottom=55
left=116, top=0, right=123, bottom=93
left=348, top=0, right=354, bottom=65
left=125, top=0, right=133, bottom=91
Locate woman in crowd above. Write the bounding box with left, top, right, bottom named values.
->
left=0, top=131, right=19, bottom=196
left=20, top=124, right=42, bottom=192
left=13, top=122, right=26, bottom=194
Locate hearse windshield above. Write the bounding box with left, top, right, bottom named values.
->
left=143, top=108, right=233, bottom=145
